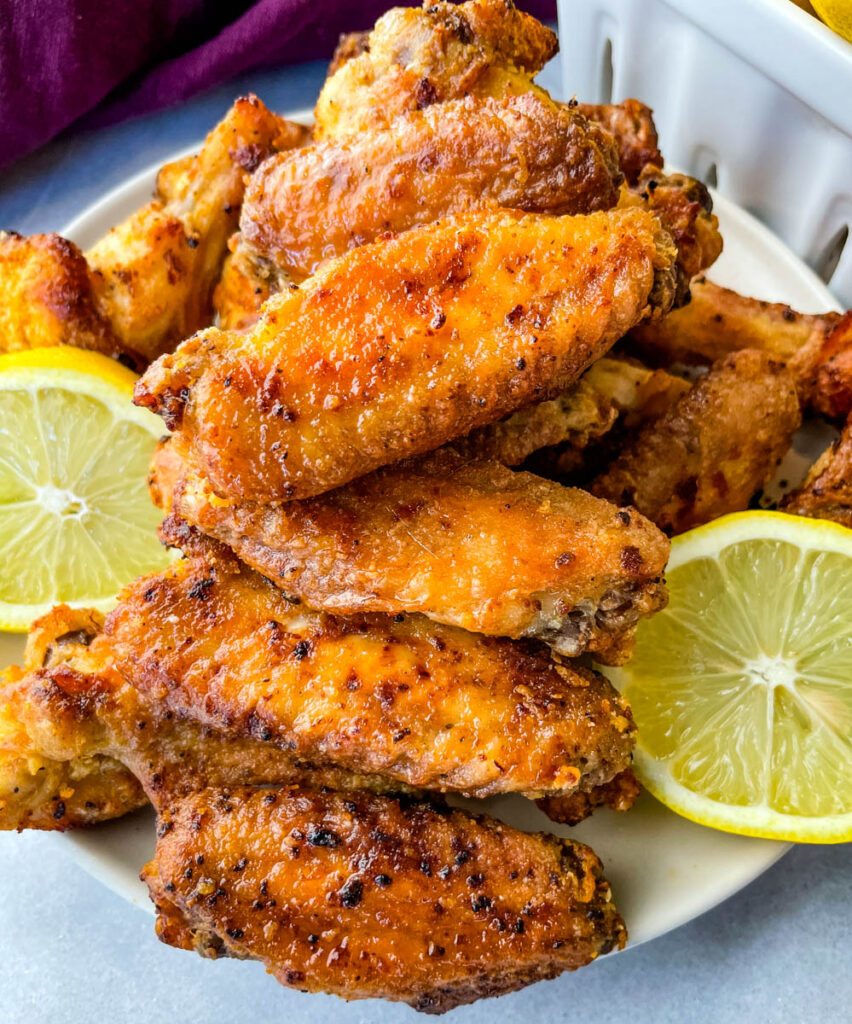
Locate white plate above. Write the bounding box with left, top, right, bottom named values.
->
left=1, top=120, right=841, bottom=944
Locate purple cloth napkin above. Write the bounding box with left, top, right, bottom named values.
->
left=0, top=0, right=556, bottom=169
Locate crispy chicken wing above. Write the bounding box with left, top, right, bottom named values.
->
left=151, top=444, right=668, bottom=661
left=537, top=769, right=641, bottom=826
left=0, top=232, right=124, bottom=360
left=628, top=278, right=850, bottom=418
left=592, top=350, right=801, bottom=534
left=781, top=415, right=852, bottom=528
left=105, top=555, right=635, bottom=802
left=314, top=0, right=557, bottom=141
left=136, top=207, right=677, bottom=502
left=85, top=96, right=308, bottom=365
left=577, top=100, right=662, bottom=184
left=239, top=93, right=622, bottom=284
left=143, top=785, right=626, bottom=1012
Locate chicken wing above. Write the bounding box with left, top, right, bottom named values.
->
left=537, top=769, right=641, bottom=826
left=577, top=100, right=662, bottom=184
left=105, top=554, right=636, bottom=802
left=151, top=444, right=668, bottom=661
left=0, top=232, right=125, bottom=360
left=136, top=207, right=677, bottom=502
left=314, top=0, right=558, bottom=141
left=143, top=785, right=626, bottom=1012
left=628, top=278, right=850, bottom=418
left=85, top=95, right=308, bottom=365
left=592, top=350, right=801, bottom=534
left=781, top=415, right=852, bottom=528
left=239, top=93, right=622, bottom=284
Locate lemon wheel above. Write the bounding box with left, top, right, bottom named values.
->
left=0, top=347, right=173, bottom=630
left=604, top=511, right=852, bottom=843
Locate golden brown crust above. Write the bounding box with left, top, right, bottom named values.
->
left=592, top=350, right=802, bottom=534
left=143, top=786, right=626, bottom=1012
left=151, top=443, right=669, bottom=660
left=781, top=415, right=852, bottom=527
left=240, top=93, right=622, bottom=282
left=576, top=100, right=662, bottom=184
left=628, top=277, right=846, bottom=414
left=538, top=769, right=641, bottom=826
left=0, top=231, right=126, bottom=361
left=314, top=0, right=558, bottom=141
left=87, top=95, right=308, bottom=364
left=135, top=207, right=677, bottom=502
left=105, top=556, right=635, bottom=800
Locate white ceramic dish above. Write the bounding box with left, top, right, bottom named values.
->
left=1, top=119, right=841, bottom=946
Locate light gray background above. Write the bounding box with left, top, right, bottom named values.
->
left=1, top=55, right=850, bottom=1024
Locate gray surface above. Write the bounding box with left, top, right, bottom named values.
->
left=0, top=54, right=850, bottom=1024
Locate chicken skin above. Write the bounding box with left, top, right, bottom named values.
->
left=314, top=0, right=558, bottom=141
left=151, top=444, right=669, bottom=661
left=105, top=555, right=636, bottom=802
left=781, top=414, right=852, bottom=528
left=239, top=93, right=622, bottom=283
left=577, top=100, right=662, bottom=184
left=136, top=207, right=677, bottom=502
left=0, top=232, right=124, bottom=360
left=592, top=350, right=801, bottom=534
left=143, top=786, right=626, bottom=1013
left=628, top=278, right=850, bottom=418
left=85, top=95, right=308, bottom=365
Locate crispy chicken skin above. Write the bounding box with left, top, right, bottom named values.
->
left=151, top=444, right=669, bottom=661
left=314, top=0, right=558, bottom=141
left=781, top=415, right=852, bottom=527
left=135, top=207, right=677, bottom=502
left=629, top=278, right=850, bottom=417
left=577, top=100, right=662, bottom=184
left=0, top=232, right=125, bottom=360
left=537, top=769, right=641, bottom=826
left=143, top=786, right=626, bottom=1013
left=240, top=93, right=622, bottom=283
left=592, top=350, right=802, bottom=534
left=105, top=555, right=636, bottom=801
left=86, top=95, right=308, bottom=365
left=0, top=606, right=417, bottom=831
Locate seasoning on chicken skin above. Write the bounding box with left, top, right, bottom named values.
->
left=0, top=231, right=126, bottom=360
left=628, top=277, right=851, bottom=418
left=239, top=93, right=622, bottom=283
left=143, top=786, right=626, bottom=1013
left=592, top=350, right=802, bottom=534
left=85, top=95, right=308, bottom=366
left=537, top=769, right=641, bottom=826
left=0, top=606, right=413, bottom=831
left=781, top=414, right=852, bottom=528
left=150, top=444, right=668, bottom=661
left=105, top=555, right=636, bottom=802
left=314, top=0, right=558, bottom=141
left=135, top=207, right=677, bottom=503
left=577, top=99, right=662, bottom=184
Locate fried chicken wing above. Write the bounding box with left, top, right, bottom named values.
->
left=314, top=0, right=558, bottom=141
left=151, top=444, right=668, bottom=661
left=592, top=350, right=801, bottom=534
left=781, top=415, right=852, bottom=528
left=577, top=100, right=662, bottom=184
left=143, top=785, right=626, bottom=1012
left=628, top=277, right=850, bottom=417
left=105, top=555, right=636, bottom=801
left=136, top=207, right=677, bottom=502
left=85, top=95, right=308, bottom=365
left=0, top=232, right=124, bottom=360
left=537, top=769, right=641, bottom=826
left=239, top=93, right=622, bottom=284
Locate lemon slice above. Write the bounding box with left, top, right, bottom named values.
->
left=0, top=347, right=172, bottom=631
left=604, top=510, right=852, bottom=843
left=811, top=0, right=852, bottom=43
